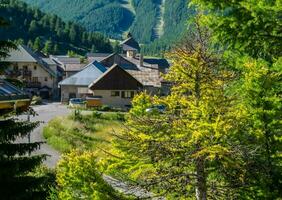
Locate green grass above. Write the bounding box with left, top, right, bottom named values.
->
left=43, top=112, right=125, bottom=154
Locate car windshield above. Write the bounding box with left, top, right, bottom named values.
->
left=70, top=98, right=83, bottom=103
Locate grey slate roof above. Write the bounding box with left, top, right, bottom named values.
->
left=121, top=37, right=140, bottom=51
left=4, top=45, right=56, bottom=77
left=4, top=45, right=37, bottom=63
left=0, top=79, right=29, bottom=101
left=59, top=61, right=107, bottom=87
left=143, top=58, right=170, bottom=69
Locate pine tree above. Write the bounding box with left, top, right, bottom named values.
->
left=69, top=24, right=77, bottom=43
left=33, top=37, right=41, bottom=51
left=0, top=11, right=49, bottom=199
left=90, top=45, right=96, bottom=53
left=27, top=40, right=33, bottom=48
left=43, top=40, right=53, bottom=55
left=113, top=41, right=121, bottom=53
left=0, top=119, right=48, bottom=199
left=29, top=20, right=38, bottom=34
left=53, top=44, right=59, bottom=54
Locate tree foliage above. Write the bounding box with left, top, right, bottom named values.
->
left=109, top=25, right=253, bottom=199
left=192, top=0, right=282, bottom=61
left=108, top=1, right=282, bottom=199
left=0, top=0, right=113, bottom=55
left=52, top=151, right=130, bottom=200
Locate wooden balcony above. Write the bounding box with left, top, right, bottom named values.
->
left=8, top=70, right=22, bottom=77
left=26, top=82, right=41, bottom=88
left=22, top=70, right=32, bottom=77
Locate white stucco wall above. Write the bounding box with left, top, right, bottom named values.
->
left=93, top=90, right=136, bottom=108
left=9, top=62, right=56, bottom=90
left=60, top=86, right=92, bottom=102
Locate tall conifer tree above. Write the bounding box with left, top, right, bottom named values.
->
left=0, top=3, right=48, bottom=198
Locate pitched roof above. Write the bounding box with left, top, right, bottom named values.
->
left=89, top=64, right=143, bottom=90
left=59, top=61, right=107, bottom=87
left=4, top=45, right=37, bottom=63
left=4, top=45, right=56, bottom=77
left=100, top=53, right=139, bottom=70
left=51, top=56, right=81, bottom=64
left=0, top=79, right=29, bottom=101
left=121, top=37, right=140, bottom=51
left=143, top=58, right=170, bottom=69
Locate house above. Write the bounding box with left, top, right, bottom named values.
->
left=59, top=61, right=107, bottom=102
left=0, top=79, right=30, bottom=114
left=51, top=55, right=86, bottom=79
left=89, top=64, right=143, bottom=108
left=87, top=36, right=170, bottom=95
left=3, top=45, right=58, bottom=99
left=59, top=35, right=170, bottom=107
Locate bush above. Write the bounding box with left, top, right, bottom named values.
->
left=92, top=111, right=102, bottom=119
left=53, top=151, right=129, bottom=200
left=31, top=95, right=42, bottom=105
left=102, top=112, right=125, bottom=121
left=100, top=105, right=111, bottom=112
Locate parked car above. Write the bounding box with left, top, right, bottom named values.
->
left=145, top=105, right=166, bottom=113
left=69, top=98, right=85, bottom=108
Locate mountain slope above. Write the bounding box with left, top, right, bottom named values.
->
left=0, top=0, right=113, bottom=55
left=21, top=0, right=194, bottom=44
left=22, top=0, right=135, bottom=39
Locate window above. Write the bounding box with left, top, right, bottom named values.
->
left=32, top=77, right=38, bottom=82
left=121, top=91, right=134, bottom=99
left=45, top=77, right=48, bottom=81
left=23, top=66, right=28, bottom=70
left=34, top=66, right=37, bottom=70
left=111, top=91, right=120, bottom=97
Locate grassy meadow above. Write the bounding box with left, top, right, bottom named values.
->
left=43, top=111, right=125, bottom=156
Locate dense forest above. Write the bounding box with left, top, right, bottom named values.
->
left=0, top=0, right=113, bottom=55
left=21, top=0, right=194, bottom=47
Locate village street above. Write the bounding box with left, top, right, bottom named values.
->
left=17, top=102, right=70, bottom=168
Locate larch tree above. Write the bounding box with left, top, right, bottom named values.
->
left=191, top=0, right=282, bottom=198
left=109, top=23, right=247, bottom=199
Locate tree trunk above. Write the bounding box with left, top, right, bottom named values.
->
left=195, top=157, right=207, bottom=200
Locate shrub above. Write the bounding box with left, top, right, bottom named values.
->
left=100, top=105, right=111, bottom=112
left=54, top=151, right=129, bottom=200
left=31, top=95, right=42, bottom=105
left=92, top=111, right=102, bottom=119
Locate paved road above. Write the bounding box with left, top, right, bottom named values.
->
left=17, top=103, right=70, bottom=168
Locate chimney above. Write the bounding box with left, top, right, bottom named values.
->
left=140, top=54, right=144, bottom=67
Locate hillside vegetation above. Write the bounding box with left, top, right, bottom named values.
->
left=0, top=0, right=113, bottom=55
left=21, top=0, right=194, bottom=45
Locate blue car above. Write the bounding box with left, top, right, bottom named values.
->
left=69, top=98, right=85, bottom=107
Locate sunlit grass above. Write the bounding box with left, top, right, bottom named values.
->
left=43, top=112, right=124, bottom=156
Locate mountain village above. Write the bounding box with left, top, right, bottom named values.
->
left=1, top=35, right=170, bottom=109
left=0, top=0, right=280, bottom=199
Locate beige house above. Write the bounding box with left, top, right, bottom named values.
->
left=59, top=61, right=107, bottom=102
left=3, top=45, right=57, bottom=98
left=59, top=35, right=170, bottom=107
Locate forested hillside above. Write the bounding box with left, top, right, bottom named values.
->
left=0, top=0, right=113, bottom=55
left=21, top=0, right=194, bottom=45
